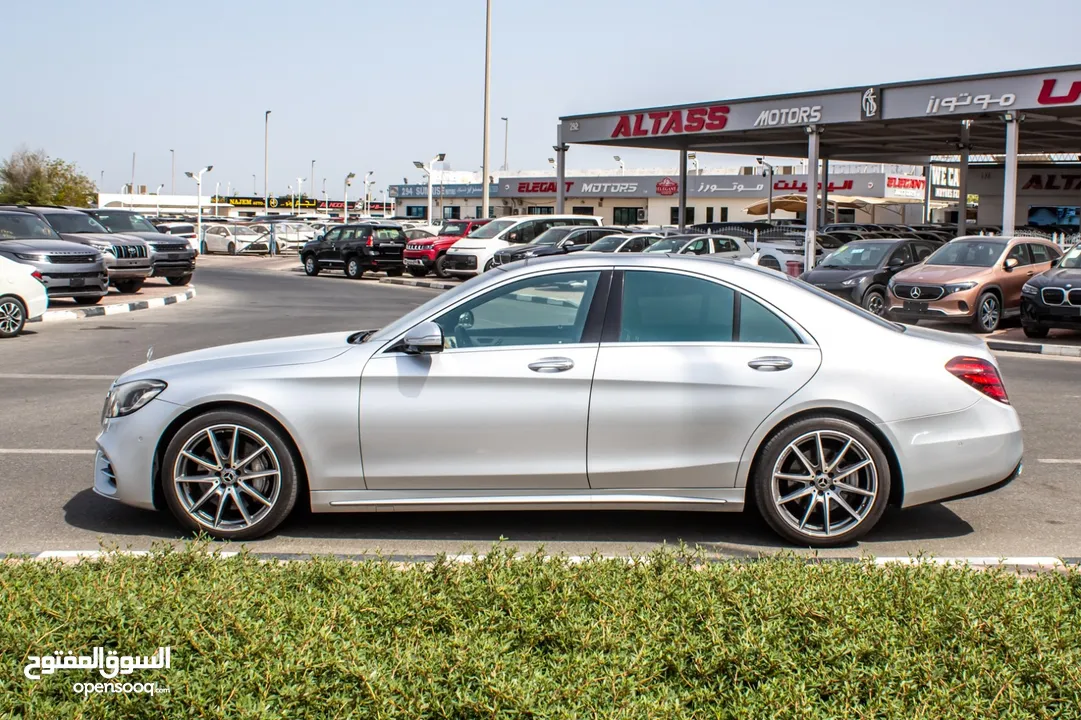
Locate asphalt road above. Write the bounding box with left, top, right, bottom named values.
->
left=2, top=257, right=1080, bottom=559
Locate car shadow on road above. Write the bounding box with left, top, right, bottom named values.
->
left=63, top=490, right=973, bottom=554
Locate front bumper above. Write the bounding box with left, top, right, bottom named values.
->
left=105, top=255, right=152, bottom=280
left=443, top=252, right=479, bottom=275
left=1021, top=297, right=1081, bottom=329
left=42, top=269, right=109, bottom=298
left=887, top=295, right=975, bottom=321
left=403, top=250, right=436, bottom=270
left=94, top=398, right=187, bottom=511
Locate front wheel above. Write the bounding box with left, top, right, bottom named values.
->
left=227, top=241, right=237, bottom=256
left=753, top=416, right=891, bottom=547
left=161, top=410, right=300, bottom=540
left=167, top=274, right=192, bottom=286
left=971, top=292, right=1001, bottom=333
left=113, top=279, right=144, bottom=294
left=483, top=259, right=495, bottom=272
left=861, top=288, right=887, bottom=316
left=0, top=295, right=27, bottom=338
left=433, top=254, right=451, bottom=278
left=303, top=255, right=320, bottom=277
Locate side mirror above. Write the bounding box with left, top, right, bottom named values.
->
left=888, top=257, right=905, bottom=268
left=402, top=321, right=444, bottom=354
left=1004, top=257, right=1019, bottom=271
left=457, top=310, right=474, bottom=329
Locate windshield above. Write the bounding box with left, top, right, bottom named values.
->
left=816, top=234, right=846, bottom=249
left=819, top=242, right=894, bottom=268
left=926, top=239, right=1006, bottom=267
left=91, top=212, right=158, bottom=233
left=0, top=214, right=62, bottom=240
left=1061, top=244, right=1081, bottom=269
left=466, top=218, right=517, bottom=239
left=587, top=236, right=627, bottom=252
left=533, top=228, right=574, bottom=246
left=439, top=222, right=469, bottom=237
left=643, top=237, right=685, bottom=253
left=43, top=212, right=108, bottom=234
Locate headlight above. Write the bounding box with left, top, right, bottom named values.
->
left=1021, top=283, right=1038, bottom=296
left=944, top=281, right=977, bottom=295
left=14, top=252, right=45, bottom=261
left=887, top=276, right=897, bottom=289
left=101, top=380, right=167, bottom=421
left=91, top=243, right=114, bottom=254
left=841, top=276, right=864, bottom=287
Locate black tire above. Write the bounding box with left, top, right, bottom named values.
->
left=433, top=254, right=451, bottom=278
left=483, top=258, right=495, bottom=272
left=161, top=409, right=300, bottom=541
left=408, top=267, right=428, bottom=278
left=753, top=415, right=891, bottom=548
left=227, top=241, right=237, bottom=256
left=167, top=274, right=192, bottom=286
left=0, top=295, right=27, bottom=338
left=74, top=295, right=104, bottom=306
left=1023, top=324, right=1049, bottom=339
left=385, top=267, right=404, bottom=277
left=200, top=241, right=208, bottom=255
left=971, top=291, right=1001, bottom=333
left=861, top=287, right=887, bottom=316
left=345, top=256, right=364, bottom=279
left=113, top=279, right=144, bottom=294
left=303, top=254, right=321, bottom=277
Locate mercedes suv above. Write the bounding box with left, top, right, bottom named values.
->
left=0, top=210, right=108, bottom=304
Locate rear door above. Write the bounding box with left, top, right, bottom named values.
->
left=711, top=236, right=746, bottom=258
left=1002, top=243, right=1033, bottom=308
left=371, top=226, right=407, bottom=262
left=587, top=269, right=821, bottom=489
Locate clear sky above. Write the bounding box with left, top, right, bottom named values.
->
left=4, top=0, right=1080, bottom=200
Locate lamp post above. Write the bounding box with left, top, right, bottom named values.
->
left=688, top=152, right=699, bottom=175
left=214, top=181, right=220, bottom=217
left=614, top=155, right=624, bottom=175
left=252, top=174, right=257, bottom=194
left=263, top=110, right=271, bottom=214
left=363, top=171, right=374, bottom=215
left=757, top=157, right=775, bottom=222
left=155, top=184, right=164, bottom=215
left=310, top=160, right=315, bottom=203
left=297, top=177, right=307, bottom=215
left=501, top=116, right=509, bottom=171
left=344, top=172, right=356, bottom=223
left=481, top=0, right=493, bottom=219
left=413, top=154, right=445, bottom=222
left=322, top=178, right=327, bottom=214
left=184, top=166, right=212, bottom=251
left=170, top=149, right=175, bottom=194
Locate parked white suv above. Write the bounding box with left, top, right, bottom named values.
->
left=442, top=215, right=602, bottom=277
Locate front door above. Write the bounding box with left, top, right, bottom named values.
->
left=359, top=269, right=609, bottom=490
left=587, top=269, right=821, bottom=489
left=318, top=227, right=344, bottom=266
left=1002, top=243, right=1033, bottom=309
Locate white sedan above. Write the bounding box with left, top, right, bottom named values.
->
left=0, top=255, right=48, bottom=337
left=201, top=225, right=270, bottom=255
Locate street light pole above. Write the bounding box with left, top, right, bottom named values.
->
left=757, top=158, right=775, bottom=223
left=414, top=154, right=445, bottom=223
left=363, top=171, right=373, bottom=215
left=155, top=184, right=164, bottom=215
left=322, top=178, right=327, bottom=213
left=184, top=166, right=212, bottom=251
left=170, top=149, right=175, bottom=194
left=252, top=174, right=257, bottom=194
left=296, top=177, right=306, bottom=216
left=501, top=116, right=509, bottom=171
left=614, top=155, right=624, bottom=176
left=214, top=181, right=220, bottom=217
left=481, top=0, right=492, bottom=219
left=344, top=172, right=355, bottom=223
left=263, top=110, right=271, bottom=214
left=310, top=160, right=315, bottom=204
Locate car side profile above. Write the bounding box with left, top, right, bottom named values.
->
left=643, top=234, right=752, bottom=259
left=443, top=215, right=602, bottom=277
left=0, top=254, right=48, bottom=337
left=888, top=236, right=1062, bottom=332
left=201, top=224, right=269, bottom=255
left=94, top=254, right=1022, bottom=548
left=301, top=222, right=408, bottom=278
left=490, top=226, right=621, bottom=266
left=584, top=233, right=661, bottom=253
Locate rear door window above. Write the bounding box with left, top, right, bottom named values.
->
left=1006, top=243, right=1032, bottom=265
left=1028, top=243, right=1052, bottom=264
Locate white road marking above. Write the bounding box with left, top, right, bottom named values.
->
left=0, top=449, right=96, bottom=455
left=0, top=373, right=115, bottom=380
left=1038, top=459, right=1081, bottom=464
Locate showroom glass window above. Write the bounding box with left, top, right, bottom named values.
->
left=613, top=207, right=641, bottom=225
left=619, top=271, right=799, bottom=344
left=433, top=271, right=602, bottom=348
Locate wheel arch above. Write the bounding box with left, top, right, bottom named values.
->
left=151, top=400, right=310, bottom=513
left=744, top=406, right=905, bottom=509
left=980, top=283, right=1004, bottom=304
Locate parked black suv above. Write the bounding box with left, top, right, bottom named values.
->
left=491, top=227, right=621, bottom=267
left=301, top=222, right=407, bottom=278
left=800, top=237, right=943, bottom=315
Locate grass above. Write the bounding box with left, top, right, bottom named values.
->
left=1, top=544, right=1080, bottom=718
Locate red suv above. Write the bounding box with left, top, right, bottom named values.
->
left=403, top=218, right=491, bottom=278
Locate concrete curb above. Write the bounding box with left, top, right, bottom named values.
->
left=987, top=338, right=1081, bottom=357
left=379, top=277, right=457, bottom=290
left=27, top=288, right=196, bottom=324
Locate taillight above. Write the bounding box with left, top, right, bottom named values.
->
left=946, top=356, right=1009, bottom=404
left=31, top=271, right=44, bottom=284
left=366, top=235, right=374, bottom=247
left=784, top=260, right=803, bottom=277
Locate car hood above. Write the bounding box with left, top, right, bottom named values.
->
left=1035, top=266, right=1081, bottom=285
left=118, top=331, right=359, bottom=383
left=803, top=267, right=874, bottom=283
left=893, top=264, right=988, bottom=283
left=118, top=231, right=188, bottom=244
left=59, top=232, right=145, bottom=246
left=0, top=238, right=102, bottom=254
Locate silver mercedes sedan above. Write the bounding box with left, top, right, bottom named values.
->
left=93, top=254, right=1023, bottom=547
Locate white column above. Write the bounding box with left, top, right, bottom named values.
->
left=804, top=127, right=820, bottom=271
left=956, top=120, right=970, bottom=237
left=923, top=163, right=932, bottom=223
left=1002, top=113, right=1021, bottom=235
left=678, top=149, right=688, bottom=231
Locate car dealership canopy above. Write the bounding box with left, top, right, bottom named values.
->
left=555, top=64, right=1081, bottom=267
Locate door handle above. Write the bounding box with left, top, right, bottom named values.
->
left=528, top=357, right=574, bottom=373
left=748, top=356, right=793, bottom=372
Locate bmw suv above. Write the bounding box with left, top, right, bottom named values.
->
left=0, top=210, right=108, bottom=304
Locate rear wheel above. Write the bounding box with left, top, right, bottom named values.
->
left=971, top=292, right=1001, bottom=333
left=167, top=274, right=192, bottom=286
left=0, top=296, right=26, bottom=338
left=113, top=278, right=144, bottom=294
left=1023, top=324, right=1049, bottom=339
left=161, top=409, right=299, bottom=540
left=861, top=288, right=887, bottom=316
left=74, top=295, right=104, bottom=306
left=753, top=415, right=891, bottom=547
left=433, top=254, right=451, bottom=278
left=303, top=255, right=320, bottom=277
left=345, top=257, right=364, bottom=279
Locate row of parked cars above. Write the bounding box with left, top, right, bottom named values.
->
left=0, top=205, right=198, bottom=337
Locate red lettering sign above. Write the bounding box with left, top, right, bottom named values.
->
left=887, top=177, right=926, bottom=190
left=656, top=177, right=679, bottom=196
left=611, top=105, right=729, bottom=138
left=1038, top=78, right=1081, bottom=106
left=515, top=181, right=575, bottom=194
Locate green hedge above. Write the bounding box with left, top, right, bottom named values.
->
left=2, top=546, right=1080, bottom=718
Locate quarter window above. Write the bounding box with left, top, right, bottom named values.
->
left=739, top=295, right=801, bottom=344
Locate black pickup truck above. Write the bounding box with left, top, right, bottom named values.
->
left=300, top=222, right=407, bottom=278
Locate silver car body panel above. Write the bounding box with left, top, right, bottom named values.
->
left=97, top=254, right=1023, bottom=517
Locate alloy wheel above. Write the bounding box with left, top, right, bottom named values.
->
left=0, top=299, right=24, bottom=336
left=770, top=430, right=878, bottom=539
left=171, top=424, right=282, bottom=532
left=864, top=292, right=885, bottom=316
left=305, top=257, right=315, bottom=273
left=980, top=296, right=999, bottom=331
